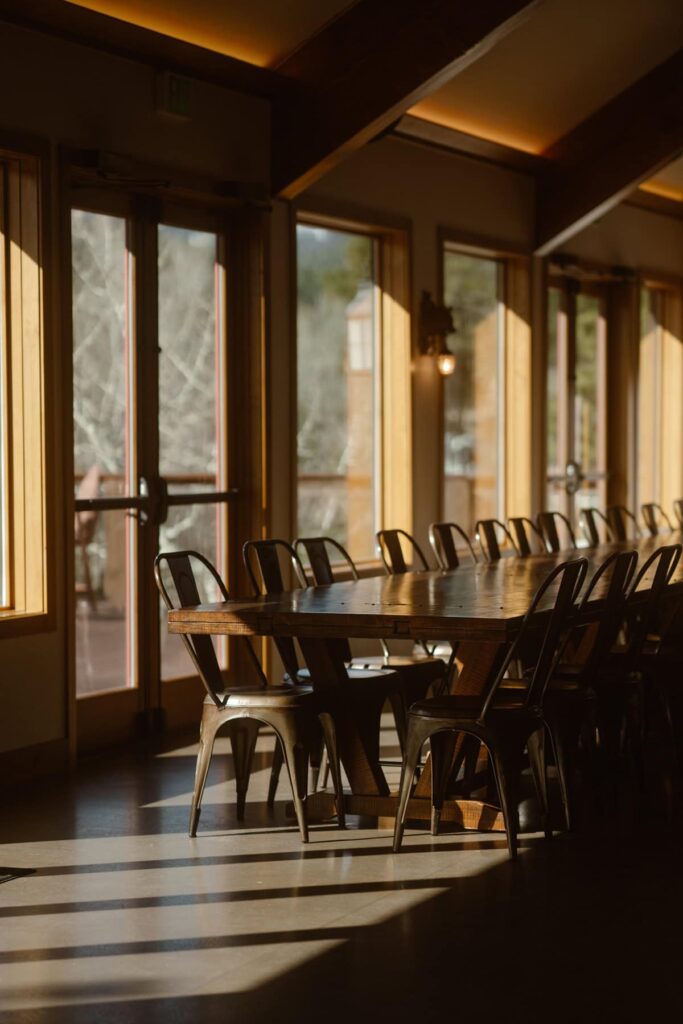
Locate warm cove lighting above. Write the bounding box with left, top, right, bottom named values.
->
left=64, top=0, right=269, bottom=66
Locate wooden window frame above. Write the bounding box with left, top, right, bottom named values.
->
left=293, top=205, right=412, bottom=569
left=0, top=144, right=50, bottom=636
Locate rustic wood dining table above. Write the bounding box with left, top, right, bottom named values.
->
left=168, top=537, right=682, bottom=831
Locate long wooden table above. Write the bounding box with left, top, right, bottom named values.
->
left=169, top=538, right=682, bottom=830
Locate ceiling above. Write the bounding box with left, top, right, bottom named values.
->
left=64, top=0, right=355, bottom=67
left=64, top=0, right=683, bottom=200
left=409, top=0, right=683, bottom=154
left=640, top=154, right=683, bottom=202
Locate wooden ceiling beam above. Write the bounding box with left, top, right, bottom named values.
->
left=271, top=0, right=542, bottom=199
left=535, top=48, right=683, bottom=255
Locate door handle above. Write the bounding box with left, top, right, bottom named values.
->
left=139, top=475, right=169, bottom=526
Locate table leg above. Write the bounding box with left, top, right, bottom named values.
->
left=298, top=637, right=390, bottom=797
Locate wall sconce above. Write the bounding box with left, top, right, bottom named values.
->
left=418, top=290, right=457, bottom=376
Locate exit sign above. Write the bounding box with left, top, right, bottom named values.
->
left=155, top=72, right=191, bottom=120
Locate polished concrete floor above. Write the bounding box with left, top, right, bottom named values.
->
left=1, top=722, right=682, bottom=1023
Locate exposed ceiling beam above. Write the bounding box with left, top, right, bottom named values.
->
left=535, top=48, right=683, bottom=255
left=271, top=0, right=543, bottom=199
left=393, top=115, right=545, bottom=175
left=0, top=0, right=284, bottom=100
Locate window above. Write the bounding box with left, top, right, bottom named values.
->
left=295, top=215, right=411, bottom=562
left=0, top=148, right=47, bottom=627
left=637, top=283, right=683, bottom=512
left=296, top=223, right=380, bottom=562
left=546, top=281, right=607, bottom=518
left=442, top=248, right=504, bottom=529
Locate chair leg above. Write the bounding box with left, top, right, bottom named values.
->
left=230, top=719, right=260, bottom=822
left=189, top=708, right=220, bottom=837
left=393, top=719, right=429, bottom=852
left=277, top=719, right=311, bottom=844
left=429, top=730, right=458, bottom=835
left=318, top=711, right=346, bottom=829
left=527, top=726, right=552, bottom=839
left=267, top=739, right=285, bottom=806
left=490, top=739, right=524, bottom=860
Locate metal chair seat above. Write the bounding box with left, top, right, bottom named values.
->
left=208, top=684, right=314, bottom=708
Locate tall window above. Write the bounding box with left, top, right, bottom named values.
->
left=0, top=150, right=46, bottom=626
left=442, top=248, right=503, bottom=529
left=637, top=284, right=683, bottom=513
left=546, top=282, right=607, bottom=518
left=296, top=223, right=379, bottom=561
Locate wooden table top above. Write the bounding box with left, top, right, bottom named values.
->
left=168, top=537, right=683, bottom=644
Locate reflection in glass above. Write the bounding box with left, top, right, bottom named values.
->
left=442, top=250, right=501, bottom=530
left=637, top=288, right=659, bottom=509
left=72, top=210, right=127, bottom=490
left=574, top=293, right=603, bottom=512
left=158, top=226, right=218, bottom=494
left=545, top=287, right=561, bottom=508
left=296, top=225, right=377, bottom=561
left=73, top=211, right=135, bottom=695
left=159, top=500, right=225, bottom=680
left=75, top=511, right=133, bottom=695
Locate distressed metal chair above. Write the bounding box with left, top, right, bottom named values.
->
left=474, top=519, right=517, bottom=563
left=502, top=549, right=638, bottom=829
left=428, top=521, right=478, bottom=570
left=393, top=557, right=589, bottom=859
left=154, top=550, right=344, bottom=842
left=243, top=538, right=401, bottom=800
left=580, top=507, right=613, bottom=547
left=641, top=502, right=674, bottom=537
left=606, top=504, right=641, bottom=541
left=536, top=510, right=577, bottom=552
left=674, top=499, right=683, bottom=530
left=508, top=517, right=546, bottom=557
left=597, top=544, right=682, bottom=791
left=294, top=536, right=449, bottom=747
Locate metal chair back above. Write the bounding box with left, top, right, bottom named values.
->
left=479, top=558, right=588, bottom=720
left=474, top=519, right=516, bottom=563
left=623, top=544, right=682, bottom=658
left=606, top=504, right=641, bottom=541
left=536, top=510, right=577, bottom=553
left=641, top=502, right=673, bottom=537
left=293, top=537, right=357, bottom=662
left=508, top=517, right=546, bottom=557
left=580, top=507, right=613, bottom=546
left=674, top=499, right=683, bottom=530
left=155, top=550, right=266, bottom=707
left=242, top=539, right=308, bottom=682
left=428, top=521, right=478, bottom=570
left=376, top=528, right=431, bottom=574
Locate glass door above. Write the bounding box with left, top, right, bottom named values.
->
left=546, top=280, right=608, bottom=523
left=72, top=201, right=236, bottom=713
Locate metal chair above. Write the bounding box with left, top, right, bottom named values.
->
left=243, top=538, right=401, bottom=799
left=536, top=511, right=577, bottom=553
left=428, top=521, right=478, bottom=570
left=606, top=504, right=641, bottom=541
left=376, top=528, right=431, bottom=574
left=580, top=507, right=613, bottom=547
left=507, top=517, right=546, bottom=557
left=641, top=502, right=674, bottom=537
left=502, top=549, right=638, bottom=829
left=474, top=519, right=516, bottom=563
left=393, top=558, right=588, bottom=859
left=155, top=550, right=345, bottom=842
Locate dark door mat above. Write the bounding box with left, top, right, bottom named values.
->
left=0, top=867, right=35, bottom=884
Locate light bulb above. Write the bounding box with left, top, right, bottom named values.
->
left=436, top=350, right=456, bottom=376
